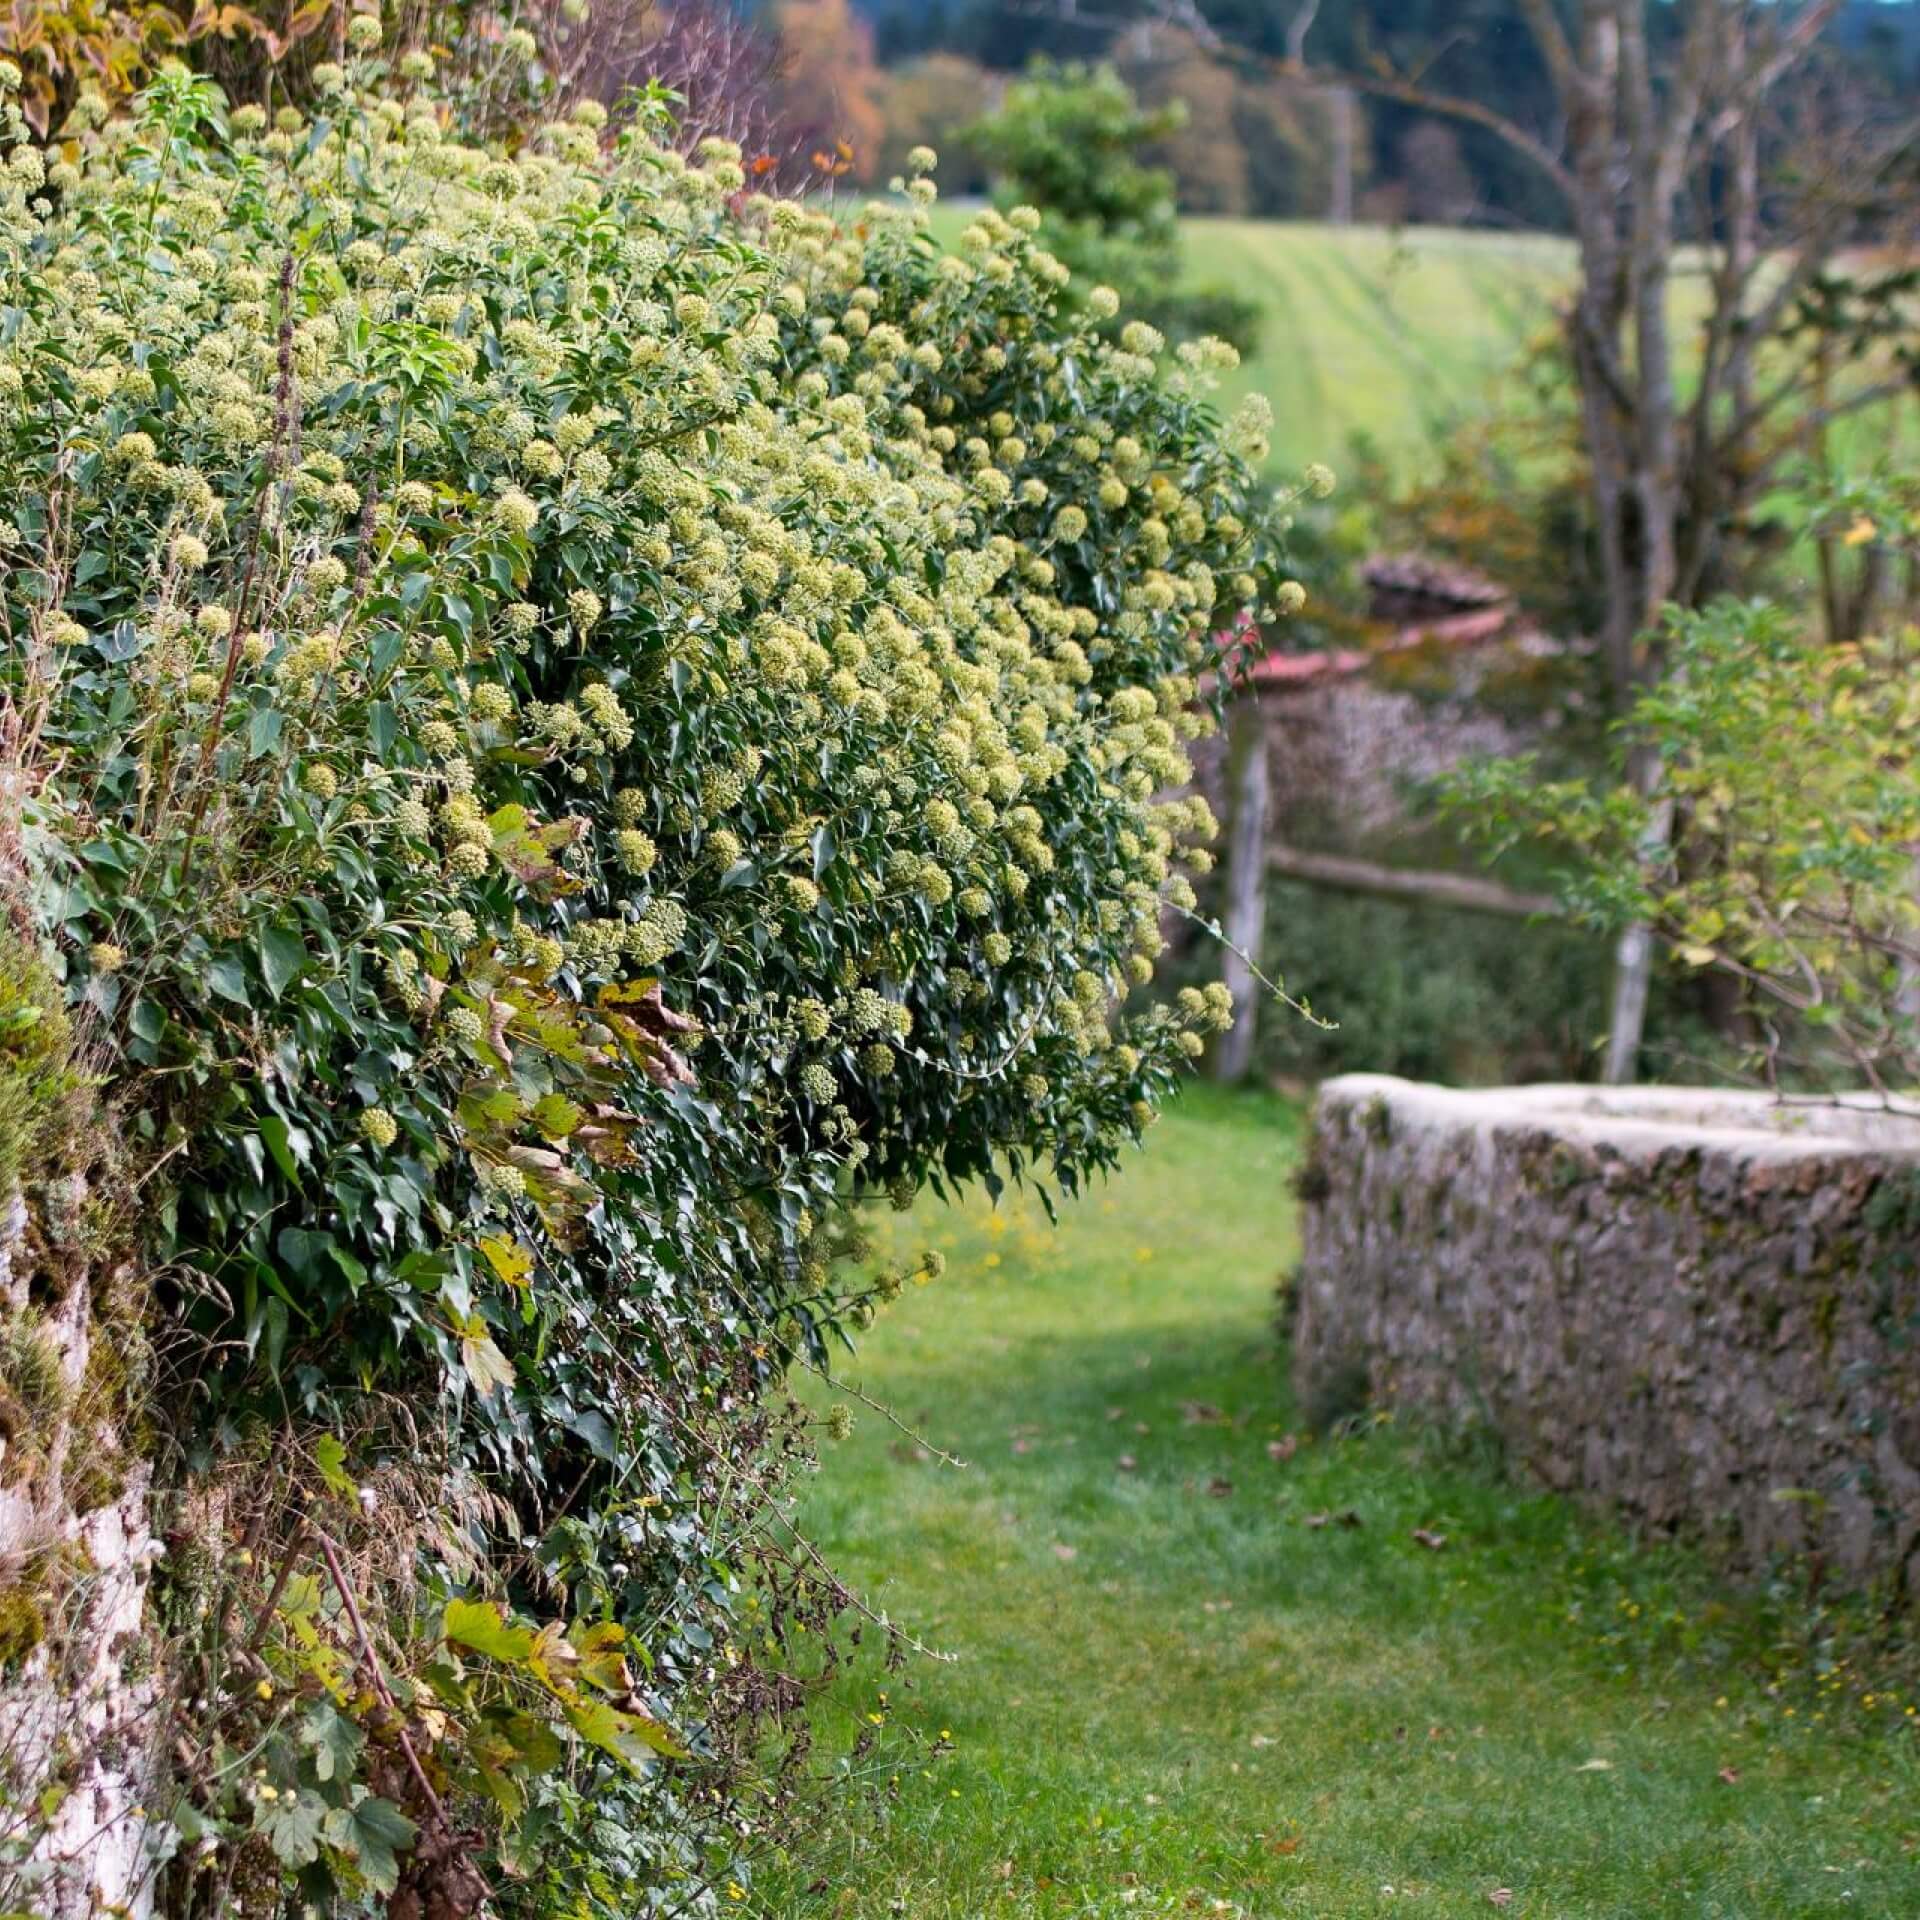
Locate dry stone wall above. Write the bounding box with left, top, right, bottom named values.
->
left=1, top=1194, right=160, bottom=1920
left=1293, top=1076, right=1920, bottom=1597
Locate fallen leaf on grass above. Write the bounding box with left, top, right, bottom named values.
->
left=1181, top=1400, right=1229, bottom=1426
left=1250, top=1734, right=1275, bottom=1749
left=1487, top=1891, right=1513, bottom=1909
left=1718, top=1766, right=1741, bottom=1785
left=1574, top=1758, right=1614, bottom=1773
left=1206, top=1476, right=1234, bottom=1498
left=1106, top=1407, right=1126, bottom=1421
left=1052, top=1542, right=1078, bottom=1562
left=1117, top=1454, right=1138, bottom=1472
left=1304, top=1509, right=1364, bottom=1530
left=1411, top=1528, right=1448, bottom=1551
left=1267, top=1435, right=1298, bottom=1463
left=1012, top=1439, right=1033, bottom=1455
left=1266, top=1835, right=1302, bottom=1856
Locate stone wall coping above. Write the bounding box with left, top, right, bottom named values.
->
left=1317, top=1073, right=1920, bottom=1164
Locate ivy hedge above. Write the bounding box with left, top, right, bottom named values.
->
left=0, top=35, right=1292, bottom=1919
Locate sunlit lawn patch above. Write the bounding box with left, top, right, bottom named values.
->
left=768, top=1084, right=1920, bottom=1919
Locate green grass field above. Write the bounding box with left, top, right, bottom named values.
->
left=1181, top=221, right=1576, bottom=478
left=927, top=208, right=1912, bottom=491
left=764, top=1089, right=1920, bottom=1919
left=926, top=210, right=1576, bottom=479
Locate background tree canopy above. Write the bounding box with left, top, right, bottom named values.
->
left=853, top=0, right=1920, bottom=229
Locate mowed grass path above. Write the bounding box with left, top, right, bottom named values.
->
left=767, top=1087, right=1920, bottom=1919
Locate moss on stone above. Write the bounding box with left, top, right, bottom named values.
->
left=0, top=1584, right=46, bottom=1668
left=0, top=932, right=85, bottom=1199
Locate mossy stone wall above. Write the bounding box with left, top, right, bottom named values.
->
left=1294, top=1076, right=1920, bottom=1598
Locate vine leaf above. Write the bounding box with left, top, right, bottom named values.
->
left=300, top=1701, right=364, bottom=1785
left=323, top=1790, right=416, bottom=1895
left=254, top=1787, right=328, bottom=1868
left=444, top=1597, right=536, bottom=1664
left=478, top=1233, right=534, bottom=1290
left=457, top=1316, right=517, bottom=1398
left=312, top=1434, right=357, bottom=1499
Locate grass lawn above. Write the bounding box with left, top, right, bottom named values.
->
left=763, top=1085, right=1920, bottom=1919
left=1180, top=221, right=1577, bottom=480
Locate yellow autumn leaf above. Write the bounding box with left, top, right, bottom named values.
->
left=478, top=1232, right=534, bottom=1290
left=460, top=1317, right=517, bottom=1398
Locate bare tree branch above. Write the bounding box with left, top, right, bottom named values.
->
left=1283, top=0, right=1321, bottom=71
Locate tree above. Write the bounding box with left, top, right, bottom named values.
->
left=773, top=0, right=887, bottom=179
left=1116, top=26, right=1250, bottom=214
left=1447, top=579, right=1920, bottom=1102
left=1105, top=0, right=1919, bottom=1080
left=873, top=49, right=995, bottom=193
left=1400, top=119, right=1479, bottom=225
left=964, top=58, right=1262, bottom=344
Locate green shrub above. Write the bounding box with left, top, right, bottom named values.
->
left=966, top=60, right=1262, bottom=352
left=0, top=928, right=82, bottom=1194
left=1446, top=597, right=1920, bottom=1094
left=1252, top=885, right=1617, bottom=1085
left=0, top=42, right=1290, bottom=1914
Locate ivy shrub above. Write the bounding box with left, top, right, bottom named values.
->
left=0, top=36, right=1292, bottom=1917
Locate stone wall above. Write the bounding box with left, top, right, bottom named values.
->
left=1293, top=1076, right=1920, bottom=1597
left=1, top=1194, right=160, bottom=1919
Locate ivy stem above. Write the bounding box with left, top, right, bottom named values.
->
left=312, top=1528, right=492, bottom=1907
left=243, top=1527, right=308, bottom=1660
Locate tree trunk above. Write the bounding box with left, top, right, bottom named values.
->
left=1326, top=84, right=1355, bottom=226
left=1602, top=747, right=1673, bottom=1083
left=1215, top=692, right=1269, bottom=1083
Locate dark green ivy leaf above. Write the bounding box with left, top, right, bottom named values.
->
left=259, top=925, right=308, bottom=1001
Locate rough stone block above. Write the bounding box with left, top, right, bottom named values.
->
left=1293, top=1076, right=1920, bottom=1598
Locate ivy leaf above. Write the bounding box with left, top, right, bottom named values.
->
left=566, top=1407, right=618, bottom=1461
left=259, top=925, right=308, bottom=1001
left=260, top=1116, right=311, bottom=1185
left=254, top=1787, right=327, bottom=1868
left=207, top=950, right=250, bottom=1005
left=490, top=808, right=589, bottom=900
